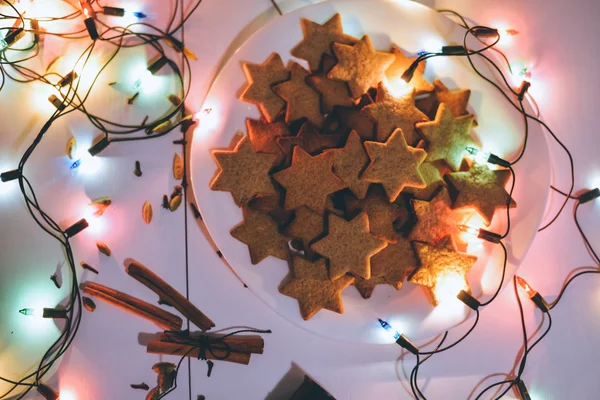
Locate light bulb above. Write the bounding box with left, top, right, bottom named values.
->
left=378, top=318, right=400, bottom=341
left=516, top=276, right=535, bottom=298
left=19, top=308, right=42, bottom=317
left=465, top=147, right=491, bottom=164
left=433, top=271, right=468, bottom=304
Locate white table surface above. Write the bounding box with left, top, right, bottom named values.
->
left=1, top=0, right=599, bottom=399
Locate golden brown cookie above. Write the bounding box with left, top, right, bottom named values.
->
left=210, top=136, right=278, bottom=206
left=312, top=212, right=387, bottom=280
left=247, top=193, right=294, bottom=228
left=277, top=122, right=342, bottom=162
left=273, top=62, right=324, bottom=128
left=333, top=94, right=376, bottom=141
left=240, top=53, right=290, bottom=123
left=345, top=186, right=407, bottom=243
left=273, top=147, right=346, bottom=214
left=307, top=57, right=355, bottom=114
left=409, top=236, right=477, bottom=306
left=402, top=162, right=445, bottom=201
left=328, top=35, right=395, bottom=99
left=231, top=207, right=290, bottom=265
left=284, top=206, right=324, bottom=259
left=371, top=236, right=417, bottom=289
left=445, top=164, right=516, bottom=226
left=290, top=13, right=357, bottom=72
left=410, top=187, right=469, bottom=251
left=246, top=118, right=291, bottom=165
left=385, top=45, right=434, bottom=94
left=434, top=79, right=472, bottom=118
left=333, top=131, right=370, bottom=199
left=354, top=275, right=388, bottom=299
left=279, top=256, right=355, bottom=320
left=362, top=129, right=427, bottom=202
left=416, top=103, right=476, bottom=172
left=363, top=83, right=429, bottom=145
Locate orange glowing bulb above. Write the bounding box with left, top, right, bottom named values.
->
left=516, top=276, right=535, bottom=298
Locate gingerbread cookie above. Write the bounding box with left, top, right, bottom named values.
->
left=246, top=118, right=291, bottom=165
left=273, top=147, right=346, bottom=214
left=332, top=131, right=370, bottom=199
left=371, top=236, right=417, bottom=289
left=333, top=94, right=376, bottom=141
left=307, top=55, right=355, bottom=114
left=277, top=122, right=342, bottom=162
left=273, top=62, right=324, bottom=128
left=312, top=211, right=387, bottom=280
left=362, top=129, right=427, bottom=202
left=210, top=136, right=278, bottom=206
left=410, top=187, right=469, bottom=251
left=354, top=275, right=388, bottom=299
left=416, top=103, right=476, bottom=172
left=231, top=207, right=290, bottom=265
left=345, top=186, right=407, bottom=243
left=284, top=206, right=324, bottom=259
left=328, top=35, right=395, bottom=99
left=409, top=236, right=477, bottom=306
left=385, top=45, right=434, bottom=94
left=240, top=53, right=290, bottom=123
left=416, top=79, right=474, bottom=122
left=280, top=256, right=355, bottom=320
left=363, top=83, right=429, bottom=145
left=402, top=162, right=445, bottom=201
left=291, top=13, right=357, bottom=72
left=445, top=164, right=516, bottom=226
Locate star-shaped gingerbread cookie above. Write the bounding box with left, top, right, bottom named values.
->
left=240, top=53, right=290, bottom=123
left=210, top=136, right=278, bottom=206
left=280, top=256, right=355, bottom=320
left=416, top=103, right=476, bottom=171
left=276, top=122, right=342, bottom=164
left=362, top=129, right=427, bottom=202
left=363, top=83, right=429, bottom=145
left=307, top=55, right=355, bottom=114
left=333, top=94, right=376, bottom=140
left=328, top=35, right=395, bottom=99
left=385, top=45, right=434, bottom=94
left=273, top=62, right=324, bottom=128
left=445, top=164, right=517, bottom=226
left=312, top=212, right=387, bottom=280
left=371, top=236, right=417, bottom=289
left=333, top=131, right=370, bottom=199
left=409, top=235, right=477, bottom=306
left=284, top=206, right=324, bottom=259
left=410, top=187, right=469, bottom=251
left=246, top=118, right=290, bottom=165
left=402, top=162, right=445, bottom=201
left=353, top=276, right=388, bottom=299
left=231, top=207, right=290, bottom=265
left=273, top=147, right=346, bottom=214
left=416, top=79, right=474, bottom=122
left=290, top=13, right=357, bottom=72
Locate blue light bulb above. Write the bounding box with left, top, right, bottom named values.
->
left=378, top=318, right=400, bottom=341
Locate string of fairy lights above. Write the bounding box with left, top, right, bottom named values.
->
left=0, top=0, right=202, bottom=398
left=374, top=8, right=599, bottom=400
left=0, top=1, right=598, bottom=399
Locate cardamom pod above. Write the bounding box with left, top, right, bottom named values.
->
left=169, top=194, right=182, bottom=212
left=142, top=201, right=153, bottom=224
left=66, top=136, right=77, bottom=159
left=173, top=153, right=184, bottom=180
left=96, top=241, right=111, bottom=256
left=82, top=296, right=96, bottom=312
left=151, top=120, right=172, bottom=135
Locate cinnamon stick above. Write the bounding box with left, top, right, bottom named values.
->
left=158, top=332, right=264, bottom=354
left=126, top=260, right=215, bottom=331
left=146, top=340, right=251, bottom=365
left=81, top=281, right=182, bottom=331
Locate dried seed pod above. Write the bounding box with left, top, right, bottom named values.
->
left=66, top=136, right=77, bottom=159
left=169, top=194, right=182, bottom=212
left=151, top=120, right=172, bottom=135
left=82, top=296, right=96, bottom=312
left=145, top=387, right=160, bottom=400
left=168, top=94, right=181, bottom=107
left=142, top=201, right=153, bottom=224
left=173, top=153, right=184, bottom=180
left=80, top=261, right=99, bottom=274
left=96, top=241, right=111, bottom=256
left=91, top=197, right=112, bottom=206
left=134, top=160, right=142, bottom=177
left=130, top=383, right=150, bottom=391
left=162, top=195, right=170, bottom=209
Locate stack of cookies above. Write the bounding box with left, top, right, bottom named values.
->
left=210, top=14, right=516, bottom=320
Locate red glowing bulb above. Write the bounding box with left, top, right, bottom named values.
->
left=516, top=276, right=536, bottom=298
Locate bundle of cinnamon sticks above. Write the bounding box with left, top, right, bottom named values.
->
left=81, top=259, right=269, bottom=365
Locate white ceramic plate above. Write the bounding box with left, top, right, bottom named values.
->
left=190, top=0, right=550, bottom=344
